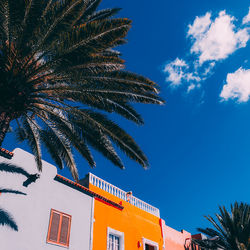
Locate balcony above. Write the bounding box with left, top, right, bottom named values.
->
left=83, top=173, right=160, bottom=217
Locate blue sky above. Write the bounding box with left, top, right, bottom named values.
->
left=4, top=0, right=250, bottom=233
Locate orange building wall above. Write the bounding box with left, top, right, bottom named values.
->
left=90, top=184, right=164, bottom=250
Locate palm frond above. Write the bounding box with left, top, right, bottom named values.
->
left=23, top=117, right=42, bottom=171
left=78, top=0, right=102, bottom=22
left=74, top=110, right=149, bottom=168
left=196, top=202, right=250, bottom=250
left=0, top=0, right=164, bottom=180
left=35, top=113, right=78, bottom=180
left=40, top=114, right=95, bottom=169
left=85, top=8, right=122, bottom=23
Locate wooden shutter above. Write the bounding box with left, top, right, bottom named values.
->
left=48, top=211, right=60, bottom=242
left=59, top=215, right=70, bottom=245
left=47, top=209, right=71, bottom=247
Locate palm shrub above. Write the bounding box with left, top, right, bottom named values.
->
left=193, top=202, right=250, bottom=250
left=0, top=0, right=164, bottom=180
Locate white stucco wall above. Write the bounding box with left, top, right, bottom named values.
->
left=0, top=148, right=94, bottom=250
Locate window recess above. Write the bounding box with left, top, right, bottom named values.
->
left=47, top=209, right=71, bottom=247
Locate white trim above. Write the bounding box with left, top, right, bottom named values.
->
left=89, top=173, right=160, bottom=217
left=142, top=238, right=159, bottom=250
left=160, top=219, right=166, bottom=250
left=107, top=227, right=124, bottom=250
left=89, top=198, right=95, bottom=250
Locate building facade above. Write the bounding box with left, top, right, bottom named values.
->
left=161, top=220, right=193, bottom=250
left=0, top=148, right=94, bottom=250
left=80, top=173, right=164, bottom=250
left=0, top=148, right=201, bottom=250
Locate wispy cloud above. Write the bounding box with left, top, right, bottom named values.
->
left=163, top=58, right=200, bottom=86
left=187, top=83, right=201, bottom=93
left=163, top=8, right=250, bottom=97
left=243, top=8, right=250, bottom=24
left=220, top=68, right=250, bottom=102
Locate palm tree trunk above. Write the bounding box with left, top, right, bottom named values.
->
left=0, top=112, right=11, bottom=147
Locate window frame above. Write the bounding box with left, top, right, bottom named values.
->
left=143, top=238, right=159, bottom=250
left=107, top=227, right=124, bottom=250
left=47, top=209, right=72, bottom=248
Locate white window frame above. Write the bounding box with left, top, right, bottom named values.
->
left=107, top=227, right=124, bottom=250
left=143, top=238, right=159, bottom=250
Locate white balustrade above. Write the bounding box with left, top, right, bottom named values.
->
left=88, top=173, right=160, bottom=217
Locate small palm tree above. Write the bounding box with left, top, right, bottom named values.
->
left=193, top=202, right=250, bottom=250
left=0, top=0, right=164, bottom=180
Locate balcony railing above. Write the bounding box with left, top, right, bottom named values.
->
left=89, top=173, right=160, bottom=217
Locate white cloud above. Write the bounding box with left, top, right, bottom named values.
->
left=163, top=8, right=250, bottom=96
left=188, top=11, right=249, bottom=64
left=187, top=84, right=196, bottom=92
left=243, top=7, right=250, bottom=24
left=202, top=62, right=215, bottom=76
left=163, top=58, right=201, bottom=86
left=188, top=13, right=212, bottom=38
left=220, top=68, right=250, bottom=102
left=187, top=83, right=201, bottom=93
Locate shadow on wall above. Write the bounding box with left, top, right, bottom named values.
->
left=0, top=208, right=19, bottom=231
left=0, top=163, right=32, bottom=231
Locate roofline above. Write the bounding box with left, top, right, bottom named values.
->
left=0, top=147, right=14, bottom=159
left=55, top=174, right=124, bottom=211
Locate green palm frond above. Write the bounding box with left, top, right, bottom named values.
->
left=0, top=0, right=164, bottom=180
left=85, top=8, right=122, bottom=23
left=41, top=125, right=78, bottom=180
left=23, top=117, right=42, bottom=171
left=78, top=0, right=102, bottom=22
left=195, top=202, right=250, bottom=250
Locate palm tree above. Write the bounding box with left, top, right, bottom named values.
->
left=193, top=202, right=250, bottom=250
left=0, top=0, right=164, bottom=180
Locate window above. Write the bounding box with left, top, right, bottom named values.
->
left=47, top=209, right=72, bottom=247
left=145, top=244, right=155, bottom=250
left=107, top=227, right=124, bottom=250
left=143, top=238, right=159, bottom=250
left=109, top=234, right=120, bottom=250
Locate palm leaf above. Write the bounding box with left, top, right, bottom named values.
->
left=23, top=117, right=42, bottom=171
left=0, top=0, right=164, bottom=180
left=196, top=202, right=250, bottom=250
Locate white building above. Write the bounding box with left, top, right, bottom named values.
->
left=0, top=148, right=94, bottom=250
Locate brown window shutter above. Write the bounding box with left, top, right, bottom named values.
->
left=59, top=215, right=70, bottom=245
left=49, top=212, right=60, bottom=242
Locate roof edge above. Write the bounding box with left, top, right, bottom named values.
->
left=55, top=174, right=124, bottom=211
left=0, top=147, right=14, bottom=159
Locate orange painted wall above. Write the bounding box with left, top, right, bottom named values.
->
left=90, top=184, right=164, bottom=250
